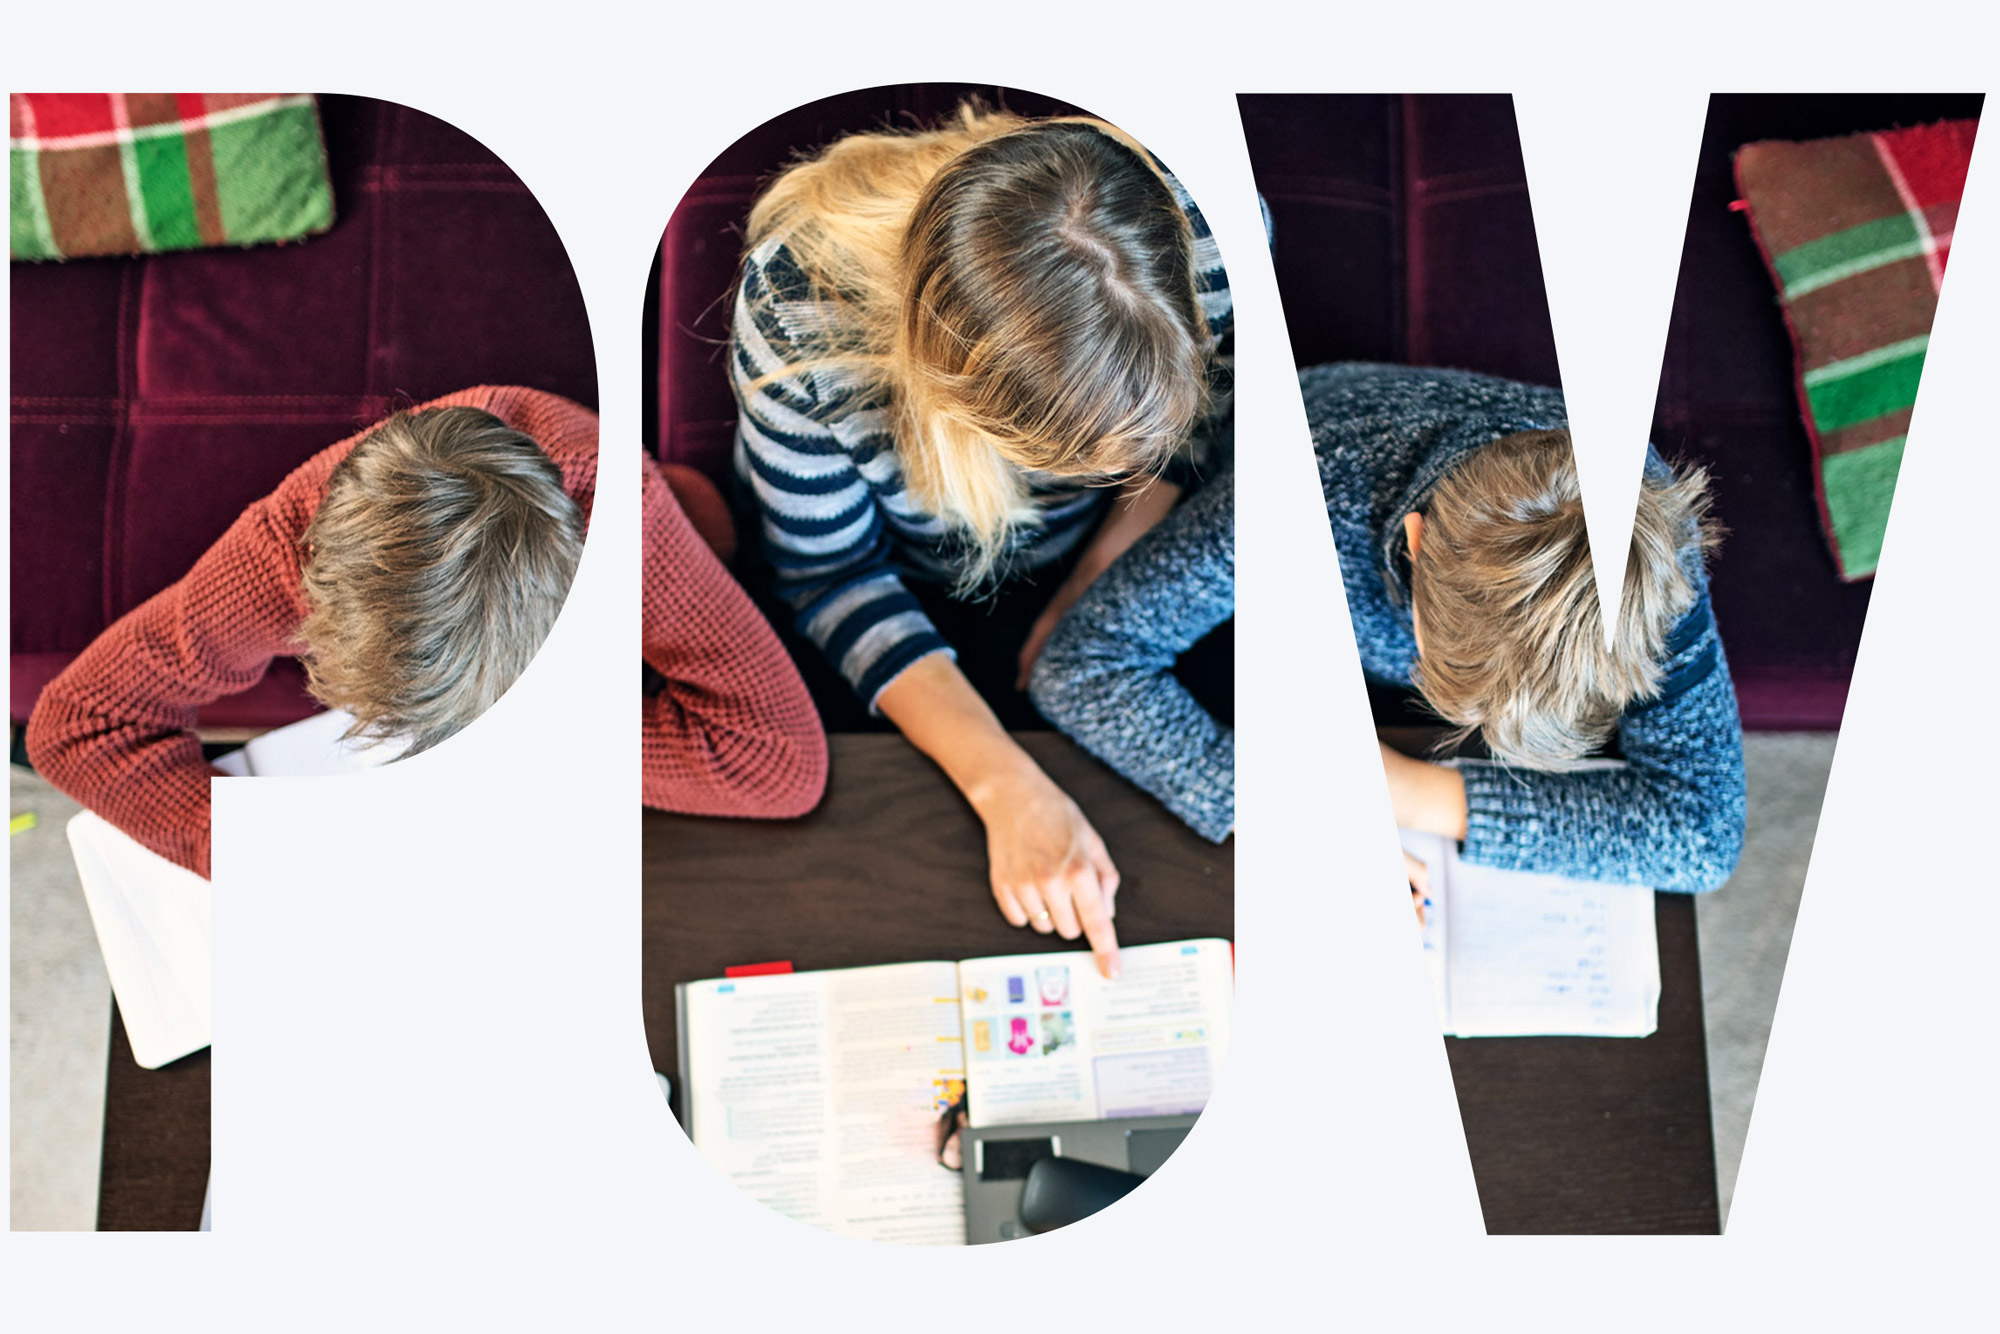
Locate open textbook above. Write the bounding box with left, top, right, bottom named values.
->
left=66, top=708, right=401, bottom=1068
left=1401, top=829, right=1660, bottom=1038
left=677, top=938, right=1232, bottom=1245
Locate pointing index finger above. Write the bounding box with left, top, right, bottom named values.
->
left=1075, top=879, right=1121, bottom=980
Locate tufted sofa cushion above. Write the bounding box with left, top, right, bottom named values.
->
left=10, top=94, right=597, bottom=727
left=1240, top=92, right=1983, bottom=730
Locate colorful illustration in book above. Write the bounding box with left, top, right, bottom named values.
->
left=933, top=1076, right=967, bottom=1115
left=1037, top=966, right=1070, bottom=1007
left=969, top=985, right=989, bottom=1004
left=972, top=1019, right=992, bottom=1053
left=1006, top=1016, right=1037, bottom=1056
left=1006, top=976, right=1025, bottom=1005
left=1040, top=1012, right=1075, bottom=1056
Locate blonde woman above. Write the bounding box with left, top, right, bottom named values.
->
left=731, top=106, right=1232, bottom=978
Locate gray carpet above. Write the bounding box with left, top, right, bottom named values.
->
left=9, top=768, right=108, bottom=1231
left=8, top=734, right=1831, bottom=1232
left=1694, top=731, right=1832, bottom=1230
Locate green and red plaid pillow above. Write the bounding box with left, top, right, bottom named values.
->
left=1735, top=118, right=1978, bottom=581
left=10, top=94, right=334, bottom=261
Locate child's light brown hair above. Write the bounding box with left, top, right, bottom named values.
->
left=1408, top=429, right=1718, bottom=769
left=298, top=406, right=584, bottom=756
left=745, top=102, right=1212, bottom=590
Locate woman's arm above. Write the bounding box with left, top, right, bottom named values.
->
left=733, top=252, right=1122, bottom=969
left=1028, top=468, right=1234, bottom=842
left=641, top=458, right=827, bottom=818
left=879, top=655, right=1122, bottom=978
left=1384, top=588, right=1747, bottom=893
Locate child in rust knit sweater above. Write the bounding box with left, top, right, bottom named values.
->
left=28, top=387, right=825, bottom=879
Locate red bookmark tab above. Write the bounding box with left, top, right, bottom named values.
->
left=724, top=961, right=794, bottom=978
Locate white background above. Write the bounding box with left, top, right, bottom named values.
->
left=5, top=2, right=1994, bottom=1326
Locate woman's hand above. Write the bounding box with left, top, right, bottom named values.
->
left=970, top=764, right=1122, bottom=978
left=878, top=655, right=1123, bottom=979
left=1378, top=739, right=1469, bottom=841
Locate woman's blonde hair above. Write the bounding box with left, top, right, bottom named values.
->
left=298, top=406, right=584, bottom=757
left=746, top=103, right=1211, bottom=588
left=1408, top=429, right=1718, bottom=769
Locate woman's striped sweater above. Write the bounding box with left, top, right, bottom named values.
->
left=729, top=156, right=1233, bottom=710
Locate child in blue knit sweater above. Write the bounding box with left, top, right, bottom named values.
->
left=1305, top=362, right=1747, bottom=897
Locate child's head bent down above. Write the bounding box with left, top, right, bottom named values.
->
left=297, top=405, right=584, bottom=757
left=1404, top=429, right=1716, bottom=770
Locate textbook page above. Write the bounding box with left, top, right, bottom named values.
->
left=1401, top=830, right=1660, bottom=1037
left=957, top=939, right=1233, bottom=1130
left=682, top=963, right=968, bottom=1245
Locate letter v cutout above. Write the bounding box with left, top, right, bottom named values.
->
left=1513, top=90, right=1707, bottom=638
left=1515, top=92, right=1996, bottom=1251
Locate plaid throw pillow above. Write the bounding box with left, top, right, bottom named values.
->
left=10, top=94, right=334, bottom=261
left=1734, top=118, right=1978, bottom=581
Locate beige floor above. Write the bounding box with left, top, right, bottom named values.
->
left=8, top=734, right=1831, bottom=1231
left=9, top=768, right=108, bottom=1230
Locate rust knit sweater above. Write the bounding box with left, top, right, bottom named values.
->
left=26, top=387, right=600, bottom=879
left=641, top=456, right=826, bottom=818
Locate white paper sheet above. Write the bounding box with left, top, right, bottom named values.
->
left=63, top=708, right=398, bottom=1067
left=1403, top=830, right=1660, bottom=1038
left=66, top=811, right=214, bottom=1069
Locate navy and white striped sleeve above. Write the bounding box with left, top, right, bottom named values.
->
left=730, top=245, right=954, bottom=711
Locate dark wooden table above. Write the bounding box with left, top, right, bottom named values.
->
left=89, top=728, right=1711, bottom=1234
left=96, top=1005, right=209, bottom=1230
left=1444, top=894, right=1719, bottom=1233
left=649, top=731, right=1716, bottom=1235
left=641, top=732, right=1235, bottom=1088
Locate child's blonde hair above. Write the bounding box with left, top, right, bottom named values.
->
left=298, top=406, right=584, bottom=756
left=1408, top=429, right=1718, bottom=769
left=745, top=103, right=1211, bottom=589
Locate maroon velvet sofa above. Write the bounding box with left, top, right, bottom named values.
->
left=10, top=94, right=596, bottom=733
left=1239, top=92, right=1981, bottom=732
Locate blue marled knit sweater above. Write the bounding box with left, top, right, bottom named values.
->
left=1028, top=462, right=1234, bottom=843
left=1303, top=362, right=1747, bottom=893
